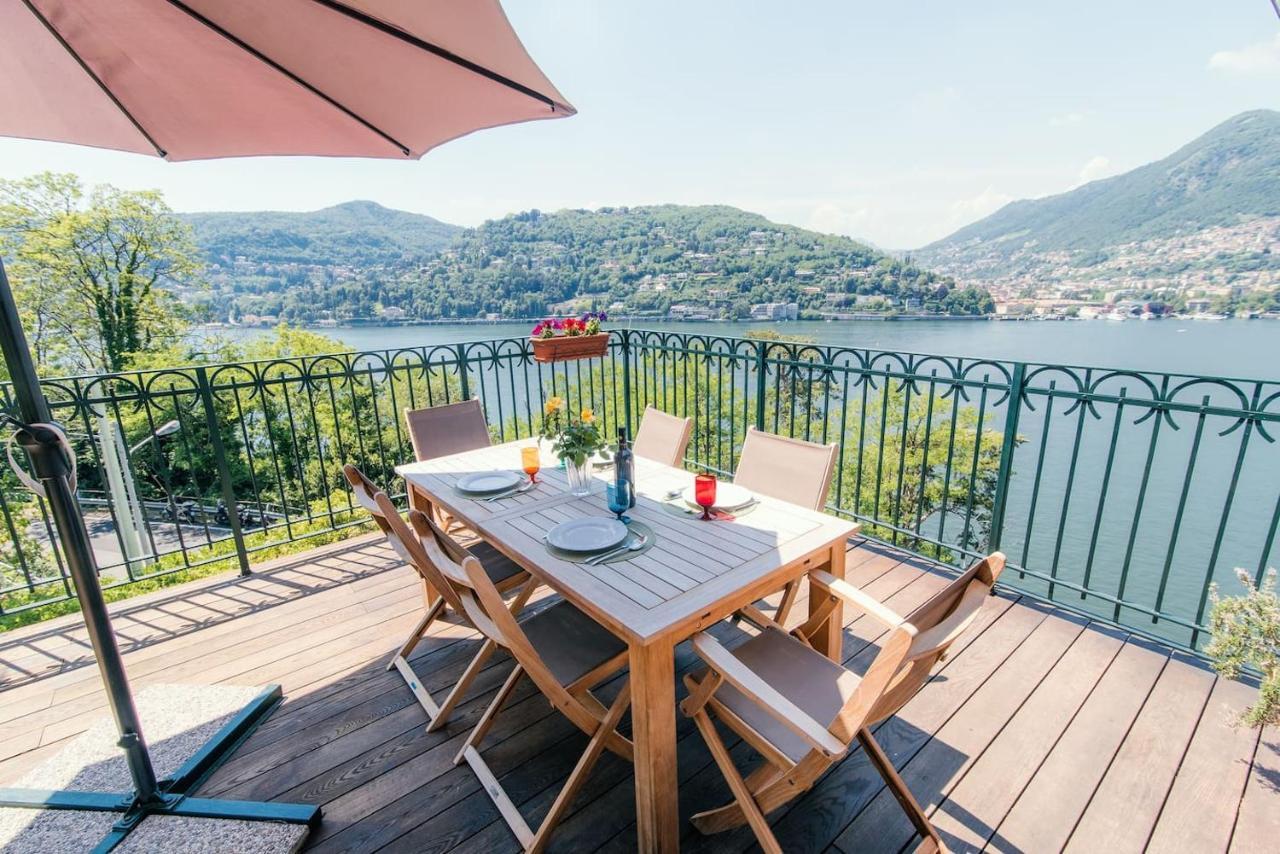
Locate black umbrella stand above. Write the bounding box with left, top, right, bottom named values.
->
left=0, top=257, right=319, bottom=849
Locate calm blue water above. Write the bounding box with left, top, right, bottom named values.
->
left=209, top=317, right=1280, bottom=380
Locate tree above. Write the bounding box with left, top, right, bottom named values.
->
left=0, top=172, right=203, bottom=374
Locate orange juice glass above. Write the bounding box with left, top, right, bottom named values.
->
left=521, top=446, right=541, bottom=483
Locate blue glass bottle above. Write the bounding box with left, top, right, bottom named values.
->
left=615, top=426, right=636, bottom=509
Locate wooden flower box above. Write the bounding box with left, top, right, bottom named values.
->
left=531, top=332, right=609, bottom=363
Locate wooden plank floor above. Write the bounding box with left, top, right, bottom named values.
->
left=0, top=535, right=1273, bottom=853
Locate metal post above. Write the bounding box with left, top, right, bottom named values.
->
left=988, top=361, right=1026, bottom=551
left=98, top=411, right=148, bottom=568
left=619, top=330, right=633, bottom=436
left=0, top=258, right=162, bottom=804
left=113, top=420, right=152, bottom=565
left=455, top=343, right=471, bottom=401
left=195, top=366, right=251, bottom=576
left=753, top=338, right=768, bottom=431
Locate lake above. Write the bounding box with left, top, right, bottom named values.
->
left=212, top=317, right=1280, bottom=380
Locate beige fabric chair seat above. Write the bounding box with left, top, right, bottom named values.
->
left=520, top=601, right=628, bottom=687
left=467, top=540, right=525, bottom=587
left=711, top=626, right=860, bottom=763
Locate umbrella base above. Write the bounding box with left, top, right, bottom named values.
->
left=0, top=685, right=320, bottom=853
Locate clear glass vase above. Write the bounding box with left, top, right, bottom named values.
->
left=564, top=458, right=593, bottom=496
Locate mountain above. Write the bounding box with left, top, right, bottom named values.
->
left=199, top=204, right=991, bottom=323
left=183, top=200, right=462, bottom=268
left=916, top=110, right=1280, bottom=295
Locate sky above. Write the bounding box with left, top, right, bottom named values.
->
left=1, top=1, right=1278, bottom=249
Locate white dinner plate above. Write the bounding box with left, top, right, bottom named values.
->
left=683, top=481, right=754, bottom=511
left=456, top=471, right=523, bottom=495
left=546, top=517, right=629, bottom=552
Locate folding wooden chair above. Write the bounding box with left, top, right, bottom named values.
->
left=408, top=508, right=633, bottom=853
left=681, top=552, right=1006, bottom=854
left=342, top=464, right=532, bottom=731
left=404, top=398, right=492, bottom=532
left=632, top=406, right=693, bottom=467
left=733, top=426, right=838, bottom=626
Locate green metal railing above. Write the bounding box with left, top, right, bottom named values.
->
left=2, top=328, right=1277, bottom=651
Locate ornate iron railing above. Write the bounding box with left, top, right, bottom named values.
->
left=2, top=329, right=1277, bottom=650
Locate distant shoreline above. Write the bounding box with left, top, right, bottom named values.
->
left=202, top=312, right=1277, bottom=332
left=201, top=313, right=1087, bottom=332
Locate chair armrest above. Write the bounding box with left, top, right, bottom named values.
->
left=809, top=569, right=905, bottom=629
left=906, top=581, right=989, bottom=660
left=734, top=603, right=787, bottom=633
left=690, top=632, right=846, bottom=757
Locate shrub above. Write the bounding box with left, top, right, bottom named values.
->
left=1206, top=568, right=1280, bottom=728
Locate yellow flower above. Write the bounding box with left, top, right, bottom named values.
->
left=580, top=408, right=595, bottom=424
left=544, top=396, right=565, bottom=415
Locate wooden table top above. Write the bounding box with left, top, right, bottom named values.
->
left=397, top=440, right=857, bottom=645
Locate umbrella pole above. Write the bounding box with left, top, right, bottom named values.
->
left=0, top=256, right=320, bottom=849
left=0, top=257, right=161, bottom=805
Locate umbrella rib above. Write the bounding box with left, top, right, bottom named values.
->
left=18, top=0, right=167, bottom=157
left=162, top=0, right=412, bottom=157
left=307, top=0, right=572, bottom=114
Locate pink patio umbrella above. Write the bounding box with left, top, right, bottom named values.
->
left=0, top=0, right=574, bottom=159
left=0, top=2, right=573, bottom=849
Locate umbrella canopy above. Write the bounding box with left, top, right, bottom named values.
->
left=0, top=2, right=576, bottom=845
left=0, top=0, right=574, bottom=160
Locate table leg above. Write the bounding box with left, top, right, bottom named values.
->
left=630, top=638, right=679, bottom=853
left=407, top=481, right=431, bottom=514
left=809, top=539, right=846, bottom=662
left=405, top=483, right=439, bottom=606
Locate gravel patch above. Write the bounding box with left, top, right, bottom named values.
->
left=0, top=807, right=118, bottom=854
left=0, top=684, right=309, bottom=853
left=12, top=683, right=264, bottom=794
left=116, top=815, right=308, bottom=853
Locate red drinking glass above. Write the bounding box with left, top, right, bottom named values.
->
left=694, top=473, right=717, bottom=521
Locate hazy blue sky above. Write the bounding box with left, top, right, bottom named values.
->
left=1, top=1, right=1277, bottom=248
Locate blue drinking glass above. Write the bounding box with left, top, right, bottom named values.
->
left=607, top=481, right=631, bottom=523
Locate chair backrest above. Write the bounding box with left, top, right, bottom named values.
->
left=376, top=492, right=471, bottom=614
left=342, top=463, right=469, bottom=614
left=733, top=427, right=837, bottom=511
left=342, top=463, right=393, bottom=537
left=632, top=407, right=693, bottom=468
left=829, top=552, right=1006, bottom=745
left=409, top=509, right=600, bottom=733
left=404, top=399, right=491, bottom=462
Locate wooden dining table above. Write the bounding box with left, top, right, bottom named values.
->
left=396, top=439, right=858, bottom=852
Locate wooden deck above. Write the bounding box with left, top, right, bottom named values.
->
left=0, top=534, right=1275, bottom=853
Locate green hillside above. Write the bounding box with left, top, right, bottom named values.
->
left=205, top=204, right=990, bottom=322
left=183, top=200, right=462, bottom=267
left=921, top=110, right=1280, bottom=259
